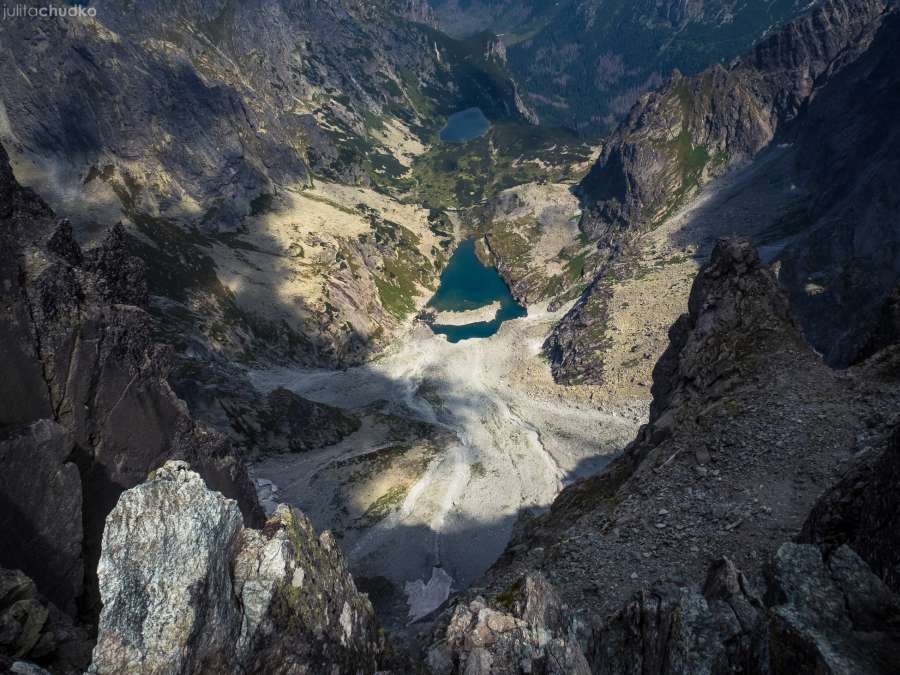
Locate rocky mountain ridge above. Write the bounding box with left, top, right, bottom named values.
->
left=578, top=0, right=886, bottom=244
left=546, top=0, right=897, bottom=384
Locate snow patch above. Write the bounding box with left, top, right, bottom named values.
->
left=405, top=567, right=454, bottom=623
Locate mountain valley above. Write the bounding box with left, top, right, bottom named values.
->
left=1, top=0, right=900, bottom=673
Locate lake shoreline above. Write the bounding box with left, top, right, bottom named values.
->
left=439, top=107, right=491, bottom=143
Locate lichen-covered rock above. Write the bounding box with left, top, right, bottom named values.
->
left=767, top=543, right=900, bottom=674
left=427, top=573, right=590, bottom=675
left=88, top=461, right=245, bottom=674
left=89, top=461, right=380, bottom=675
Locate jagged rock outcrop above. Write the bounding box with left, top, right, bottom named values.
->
left=588, top=543, right=900, bottom=674
left=429, top=544, right=900, bottom=674
left=588, top=557, right=767, bottom=674
left=426, top=573, right=590, bottom=675
left=647, top=238, right=800, bottom=421
left=0, top=144, right=262, bottom=621
left=766, top=543, right=900, bottom=673
left=88, top=461, right=380, bottom=675
left=799, top=421, right=900, bottom=592
left=588, top=238, right=806, bottom=476
left=0, top=568, right=91, bottom=675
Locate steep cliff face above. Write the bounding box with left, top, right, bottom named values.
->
left=88, top=461, right=380, bottom=675
left=0, top=146, right=261, bottom=630
left=773, top=11, right=900, bottom=366
left=800, top=420, right=900, bottom=593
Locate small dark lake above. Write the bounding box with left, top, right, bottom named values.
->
left=439, top=107, right=491, bottom=143
left=428, top=240, right=527, bottom=342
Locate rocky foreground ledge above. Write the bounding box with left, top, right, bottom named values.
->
left=87, top=461, right=379, bottom=675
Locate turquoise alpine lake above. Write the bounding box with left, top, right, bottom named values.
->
left=439, top=107, right=491, bottom=143
left=428, top=239, right=527, bottom=342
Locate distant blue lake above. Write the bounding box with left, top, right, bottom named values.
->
left=439, top=108, right=491, bottom=143
left=428, top=240, right=526, bottom=342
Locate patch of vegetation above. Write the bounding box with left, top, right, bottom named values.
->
left=363, top=212, right=436, bottom=320
left=565, top=251, right=588, bottom=281
left=653, top=128, right=711, bottom=226
left=301, top=190, right=360, bottom=216
left=495, top=577, right=525, bottom=612
left=411, top=122, right=592, bottom=210
left=654, top=254, right=689, bottom=268
left=360, top=485, right=408, bottom=526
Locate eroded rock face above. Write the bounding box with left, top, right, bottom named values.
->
left=773, top=12, right=900, bottom=366
left=89, top=461, right=380, bottom=675
left=426, top=573, right=590, bottom=675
